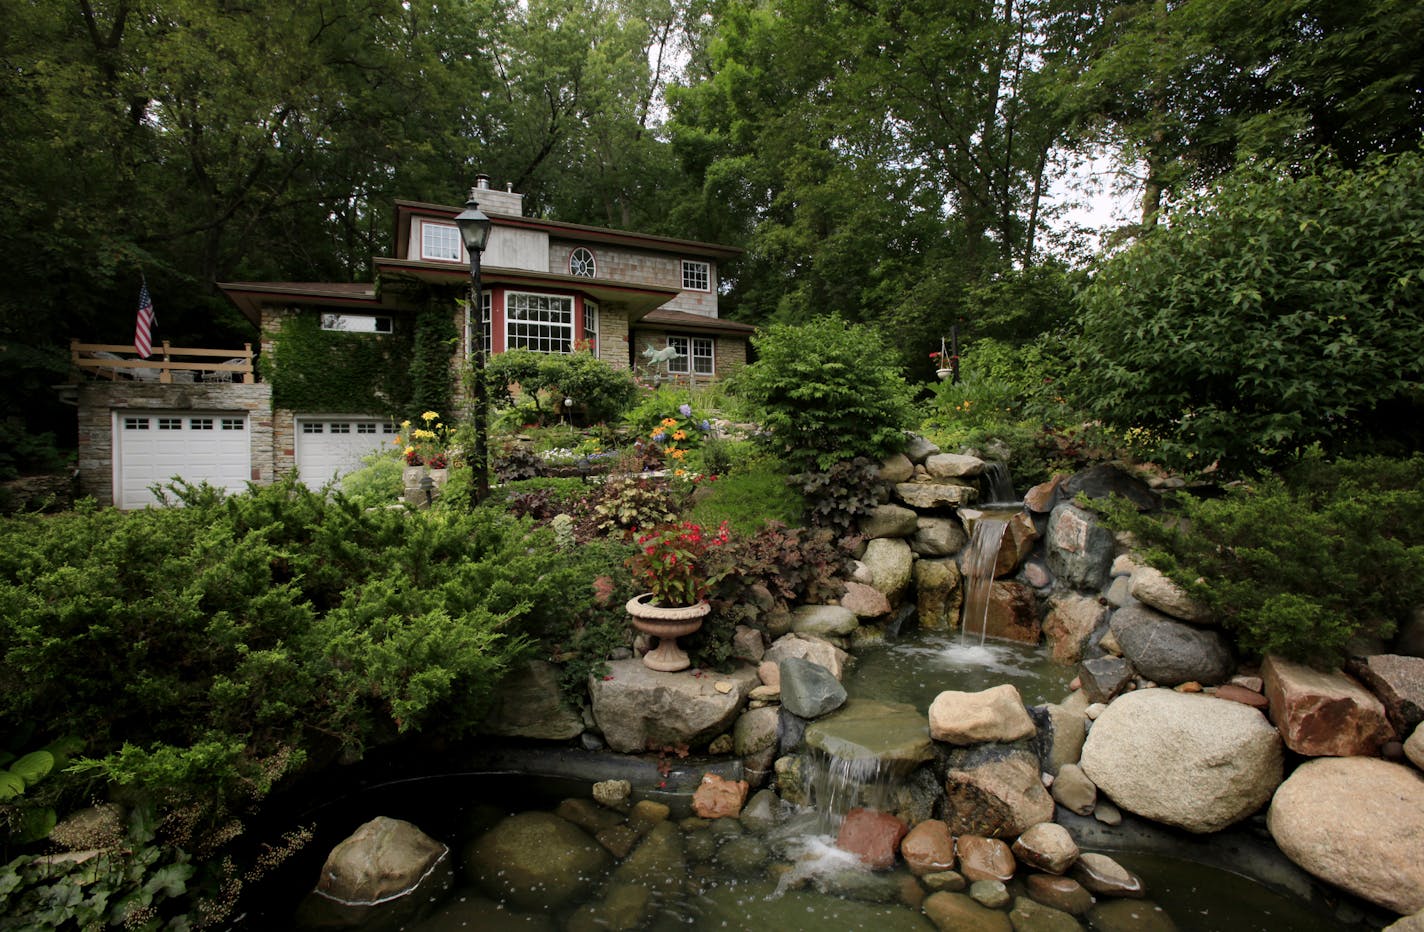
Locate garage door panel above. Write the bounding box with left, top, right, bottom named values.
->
left=295, top=417, right=396, bottom=489
left=116, top=411, right=251, bottom=509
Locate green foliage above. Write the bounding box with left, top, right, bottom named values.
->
left=592, top=477, right=685, bottom=534
left=0, top=478, right=610, bottom=819
left=733, top=317, right=914, bottom=470
left=1072, top=153, right=1424, bottom=475
left=488, top=349, right=638, bottom=427
left=686, top=453, right=804, bottom=535
left=0, top=806, right=201, bottom=931
left=791, top=457, right=882, bottom=538
left=706, top=523, right=850, bottom=629
left=1098, top=453, right=1424, bottom=665
left=340, top=449, right=406, bottom=507
left=410, top=305, right=460, bottom=418
left=265, top=312, right=415, bottom=417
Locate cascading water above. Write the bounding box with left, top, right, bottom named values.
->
left=959, top=516, right=1008, bottom=646
left=980, top=460, right=1016, bottom=505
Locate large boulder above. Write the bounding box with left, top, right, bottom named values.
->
left=915, top=559, right=963, bottom=632
left=940, top=746, right=1056, bottom=839
left=1059, top=464, right=1160, bottom=512
left=912, top=516, right=969, bottom=558
left=895, top=481, right=979, bottom=510
left=929, top=684, right=1037, bottom=746
left=315, top=817, right=449, bottom=905
left=1109, top=603, right=1233, bottom=686
left=1127, top=566, right=1212, bottom=625
left=764, top=633, right=850, bottom=680
left=791, top=604, right=860, bottom=638
left=922, top=892, right=1012, bottom=932
left=465, top=812, right=611, bottom=910
left=1261, top=654, right=1395, bottom=757
left=1079, top=688, right=1283, bottom=833
left=1043, top=593, right=1109, bottom=665
left=863, top=537, right=915, bottom=603
left=1268, top=756, right=1424, bottom=914
left=957, top=510, right=1039, bottom=578
left=1044, top=503, right=1115, bottom=591
left=1347, top=654, right=1424, bottom=736
left=925, top=453, right=987, bottom=478
left=972, top=581, right=1039, bottom=644
left=480, top=660, right=585, bottom=741
left=863, top=504, right=921, bottom=539
left=804, top=699, right=934, bottom=778
left=589, top=659, right=758, bottom=753
left=779, top=656, right=848, bottom=719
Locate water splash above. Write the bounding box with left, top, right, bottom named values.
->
left=960, top=517, right=1007, bottom=647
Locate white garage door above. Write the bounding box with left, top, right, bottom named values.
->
left=115, top=411, right=251, bottom=509
left=295, top=418, right=397, bottom=488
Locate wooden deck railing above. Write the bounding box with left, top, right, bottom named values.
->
left=70, top=340, right=256, bottom=384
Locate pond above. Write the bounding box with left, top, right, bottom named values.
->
left=231, top=635, right=1362, bottom=932
left=234, top=769, right=1357, bottom=932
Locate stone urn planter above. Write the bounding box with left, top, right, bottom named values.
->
left=626, top=593, right=710, bottom=672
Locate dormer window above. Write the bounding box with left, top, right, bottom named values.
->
left=421, top=221, right=462, bottom=262
left=682, top=259, right=711, bottom=292
left=569, top=247, right=596, bottom=278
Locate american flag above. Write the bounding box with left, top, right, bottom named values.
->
left=134, top=278, right=156, bottom=358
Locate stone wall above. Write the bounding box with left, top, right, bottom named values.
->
left=548, top=237, right=719, bottom=317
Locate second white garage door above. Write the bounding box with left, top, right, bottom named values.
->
left=295, top=418, right=397, bottom=488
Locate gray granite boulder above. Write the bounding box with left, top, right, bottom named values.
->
left=779, top=656, right=848, bottom=719
left=1110, top=603, right=1233, bottom=686
left=1045, top=503, right=1115, bottom=591
left=588, top=660, right=758, bottom=753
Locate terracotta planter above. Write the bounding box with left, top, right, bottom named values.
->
left=626, top=593, right=710, bottom=672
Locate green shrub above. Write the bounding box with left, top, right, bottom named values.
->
left=340, top=449, right=406, bottom=506
left=488, top=349, right=637, bottom=426
left=1072, top=152, right=1424, bottom=475
left=792, top=457, right=881, bottom=537
left=1098, top=452, right=1424, bottom=665
left=0, top=479, right=612, bottom=817
left=732, top=316, right=914, bottom=470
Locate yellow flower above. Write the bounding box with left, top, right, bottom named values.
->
left=413, top=429, right=436, bottom=440
left=674, top=468, right=686, bottom=477
left=421, top=410, right=439, bottom=422
left=670, top=449, right=686, bottom=459
left=672, top=430, right=686, bottom=440
left=661, top=417, right=678, bottom=427
left=400, top=419, right=411, bottom=429
left=404, top=446, right=415, bottom=456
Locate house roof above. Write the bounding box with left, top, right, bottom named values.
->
left=392, top=199, right=744, bottom=261
left=636, top=308, right=757, bottom=336
left=218, top=281, right=383, bottom=326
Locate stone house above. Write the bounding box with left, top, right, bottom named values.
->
left=74, top=176, right=750, bottom=507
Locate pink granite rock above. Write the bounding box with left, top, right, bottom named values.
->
left=690, top=773, right=747, bottom=819
left=835, top=808, right=907, bottom=870
left=900, top=819, right=956, bottom=876
left=1262, top=655, right=1395, bottom=756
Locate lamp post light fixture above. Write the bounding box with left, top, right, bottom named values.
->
left=455, top=190, right=493, bottom=507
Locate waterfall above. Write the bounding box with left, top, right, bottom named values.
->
left=981, top=461, right=1015, bottom=505
left=960, top=518, right=1008, bottom=646
left=799, top=752, right=894, bottom=835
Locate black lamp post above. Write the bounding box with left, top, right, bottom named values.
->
left=455, top=190, right=493, bottom=506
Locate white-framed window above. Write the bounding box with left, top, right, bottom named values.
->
left=421, top=221, right=462, bottom=262
left=157, top=417, right=182, bottom=430
left=302, top=422, right=323, bottom=434
left=190, top=418, right=213, bottom=430
left=221, top=418, right=244, bottom=431
left=681, top=259, right=711, bottom=292
left=667, top=335, right=715, bottom=376
left=357, top=423, right=377, bottom=434
left=464, top=290, right=492, bottom=357
left=583, top=299, right=599, bottom=354
left=124, top=417, right=148, bottom=430
left=506, top=292, right=574, bottom=354
left=321, top=313, right=393, bottom=334
left=569, top=247, right=596, bottom=278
